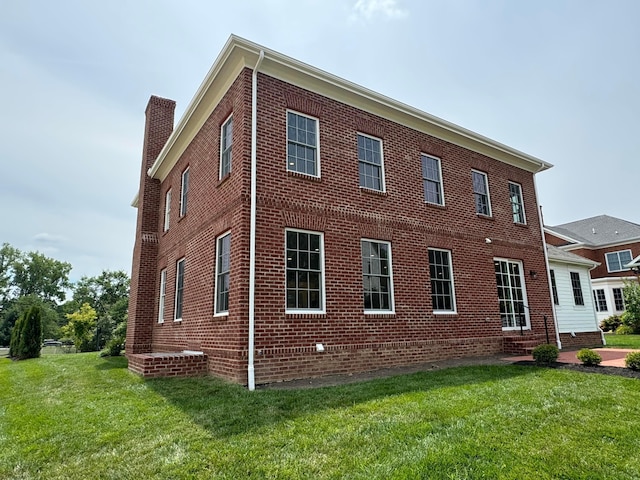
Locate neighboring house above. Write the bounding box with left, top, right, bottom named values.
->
left=546, top=245, right=603, bottom=347
left=126, top=35, right=557, bottom=387
left=546, top=215, right=640, bottom=325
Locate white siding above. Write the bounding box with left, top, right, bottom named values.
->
left=591, top=277, right=628, bottom=324
left=549, top=260, right=600, bottom=333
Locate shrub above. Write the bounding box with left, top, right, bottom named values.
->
left=622, top=282, right=640, bottom=333
left=9, top=313, right=25, bottom=358
left=615, top=325, right=635, bottom=335
left=600, top=315, right=622, bottom=332
left=625, top=351, right=640, bottom=371
left=9, top=306, right=42, bottom=360
left=100, top=321, right=126, bottom=357
left=532, top=344, right=559, bottom=365
left=576, top=348, right=602, bottom=366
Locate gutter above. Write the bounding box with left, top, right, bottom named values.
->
left=534, top=165, right=562, bottom=349
left=248, top=50, right=265, bottom=391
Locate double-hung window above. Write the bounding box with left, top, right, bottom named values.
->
left=215, top=233, right=231, bottom=315
left=286, top=229, right=324, bottom=312
left=220, top=115, right=233, bottom=179
left=287, top=111, right=319, bottom=177
left=570, top=272, right=584, bottom=306
left=472, top=170, right=491, bottom=216
left=494, top=258, right=529, bottom=329
left=361, top=240, right=394, bottom=312
left=158, top=268, right=167, bottom=323
left=593, top=289, right=608, bottom=312
left=605, top=250, right=633, bottom=272
left=358, top=133, right=385, bottom=191
left=428, top=248, right=456, bottom=313
left=163, top=190, right=171, bottom=232
left=422, top=154, right=444, bottom=205
left=174, top=258, right=185, bottom=321
left=509, top=182, right=526, bottom=224
left=613, top=288, right=625, bottom=311
left=180, top=168, right=189, bottom=217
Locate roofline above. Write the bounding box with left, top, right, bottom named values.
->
left=146, top=35, right=552, bottom=182
left=543, top=226, right=583, bottom=246
left=547, top=249, right=600, bottom=268
left=562, top=238, right=640, bottom=251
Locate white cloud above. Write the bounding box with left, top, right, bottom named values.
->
left=351, top=0, right=408, bottom=21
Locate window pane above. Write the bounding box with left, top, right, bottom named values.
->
left=361, top=240, right=393, bottom=311
left=285, top=231, right=323, bottom=311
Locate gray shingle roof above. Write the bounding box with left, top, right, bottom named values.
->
left=547, top=245, right=599, bottom=267
left=546, top=215, right=640, bottom=247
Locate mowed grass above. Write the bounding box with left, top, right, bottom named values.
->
left=1, top=355, right=640, bottom=479
left=604, top=333, right=640, bottom=349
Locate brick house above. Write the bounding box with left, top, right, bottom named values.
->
left=546, top=215, right=640, bottom=326
left=126, top=35, right=558, bottom=387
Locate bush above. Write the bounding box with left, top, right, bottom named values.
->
left=576, top=348, right=602, bottom=366
left=532, top=344, right=559, bottom=365
left=9, top=306, right=42, bottom=360
left=615, top=325, right=635, bottom=335
left=9, top=313, right=24, bottom=358
left=625, top=351, right=640, bottom=371
left=622, top=282, right=640, bottom=333
left=600, top=315, right=622, bottom=332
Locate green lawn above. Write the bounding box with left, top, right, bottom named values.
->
left=1, top=354, right=640, bottom=479
left=604, top=334, right=640, bottom=349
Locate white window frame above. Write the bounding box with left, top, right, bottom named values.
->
left=214, top=232, right=231, bottom=316
left=593, top=288, right=608, bottom=312
left=605, top=250, right=633, bottom=273
left=219, top=114, right=233, bottom=179
left=286, top=110, right=320, bottom=178
left=180, top=167, right=189, bottom=217
left=508, top=181, right=526, bottom=224
left=361, top=239, right=395, bottom=314
left=550, top=269, right=559, bottom=306
left=421, top=154, right=444, bottom=206
left=163, top=190, right=171, bottom=232
left=357, top=132, right=386, bottom=192
left=570, top=271, right=585, bottom=306
left=428, top=248, right=457, bottom=314
left=158, top=268, right=167, bottom=323
left=174, top=258, right=185, bottom=321
left=285, top=228, right=325, bottom=314
left=472, top=170, right=492, bottom=216
left=494, top=258, right=530, bottom=330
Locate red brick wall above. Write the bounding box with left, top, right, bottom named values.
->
left=545, top=231, right=571, bottom=246
left=559, top=331, right=604, bottom=348
left=572, top=242, right=640, bottom=279
left=131, top=69, right=556, bottom=385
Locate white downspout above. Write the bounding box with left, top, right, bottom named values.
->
left=248, top=50, right=264, bottom=391
left=533, top=168, right=562, bottom=349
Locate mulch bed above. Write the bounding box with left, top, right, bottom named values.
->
left=513, top=361, right=640, bottom=380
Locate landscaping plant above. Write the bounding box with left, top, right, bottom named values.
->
left=576, top=348, right=602, bottom=366
left=625, top=351, right=640, bottom=371
left=532, top=344, right=559, bottom=365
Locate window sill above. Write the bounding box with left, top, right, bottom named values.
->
left=514, top=222, right=528, bottom=228
left=424, top=202, right=447, bottom=210
left=178, top=214, right=187, bottom=223
left=287, top=170, right=322, bottom=182
left=174, top=318, right=182, bottom=323
left=217, top=172, right=231, bottom=187
left=359, top=187, right=387, bottom=196
left=476, top=213, right=494, bottom=221
left=364, top=311, right=395, bottom=318
left=213, top=312, right=229, bottom=319
left=286, top=312, right=327, bottom=319
left=432, top=310, right=458, bottom=316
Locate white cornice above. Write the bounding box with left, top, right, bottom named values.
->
left=146, top=34, right=553, bottom=183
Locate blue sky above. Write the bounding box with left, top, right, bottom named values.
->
left=1, top=0, right=639, bottom=281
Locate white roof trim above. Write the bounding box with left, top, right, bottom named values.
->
left=625, top=254, right=640, bottom=269
left=145, top=35, right=552, bottom=184
left=543, top=227, right=583, bottom=246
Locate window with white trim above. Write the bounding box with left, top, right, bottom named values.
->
left=287, top=111, right=319, bottom=176
left=472, top=170, right=491, bottom=216
left=362, top=240, right=394, bottom=312
left=215, top=233, right=231, bottom=315
left=158, top=268, right=167, bottom=323
left=593, top=289, right=608, bottom=312
left=174, top=258, right=185, bottom=321
left=509, top=182, right=526, bottom=224
left=358, top=133, right=385, bottom=191
left=550, top=269, right=559, bottom=305
left=494, top=259, right=529, bottom=329
left=570, top=272, right=584, bottom=306
left=422, top=154, right=444, bottom=205
left=286, top=229, right=324, bottom=312
left=163, top=190, right=171, bottom=232
left=605, top=250, right=633, bottom=272
left=180, top=168, right=189, bottom=217
left=428, top=248, right=456, bottom=313
left=613, top=288, right=625, bottom=311
left=220, top=115, right=233, bottom=179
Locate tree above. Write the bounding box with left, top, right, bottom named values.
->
left=0, top=243, right=19, bottom=308
left=622, top=281, right=640, bottom=333
left=12, top=250, right=71, bottom=303
left=0, top=295, right=60, bottom=346
left=72, top=270, right=129, bottom=350
left=9, top=305, right=42, bottom=360
left=62, top=303, right=97, bottom=352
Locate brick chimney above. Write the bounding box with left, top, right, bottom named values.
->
left=126, top=96, right=176, bottom=355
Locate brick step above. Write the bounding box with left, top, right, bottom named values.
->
left=503, top=335, right=548, bottom=355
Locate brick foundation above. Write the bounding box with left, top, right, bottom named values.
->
left=559, top=331, right=604, bottom=349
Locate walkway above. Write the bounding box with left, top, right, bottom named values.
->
left=507, top=348, right=635, bottom=368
